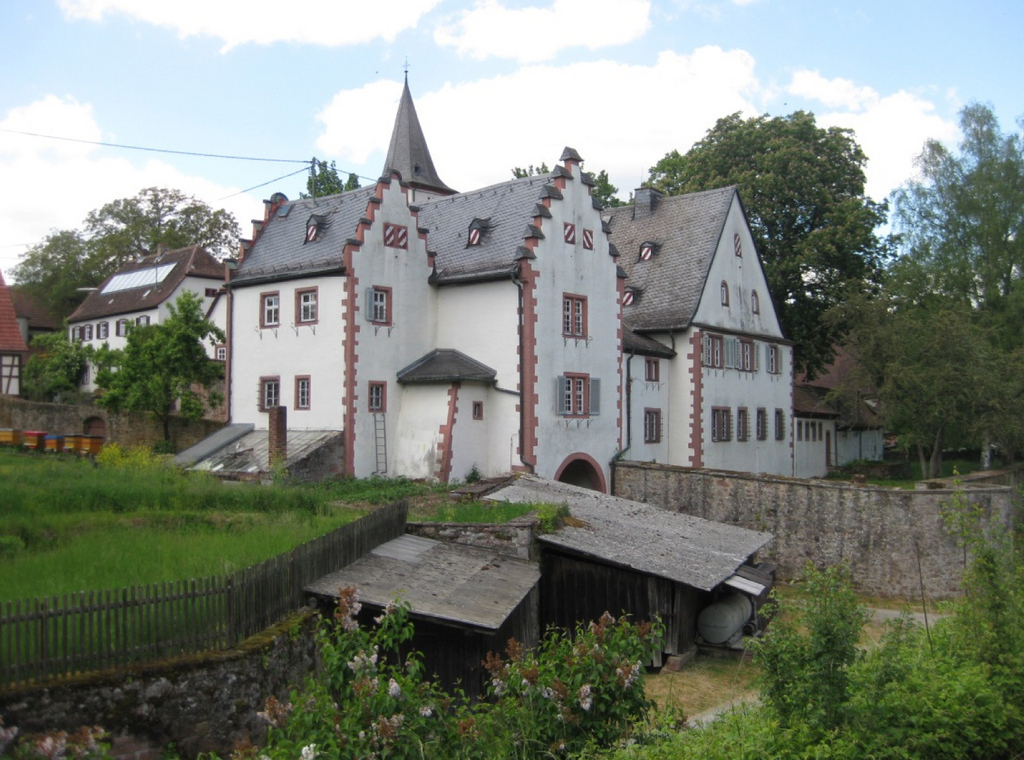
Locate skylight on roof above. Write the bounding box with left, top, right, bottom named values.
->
left=101, top=264, right=176, bottom=295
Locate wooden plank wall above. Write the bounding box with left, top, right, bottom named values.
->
left=0, top=502, right=408, bottom=688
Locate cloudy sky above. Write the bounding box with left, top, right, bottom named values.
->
left=1, top=0, right=1021, bottom=279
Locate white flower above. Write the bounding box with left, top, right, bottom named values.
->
left=388, top=677, right=402, bottom=699
left=419, top=704, right=433, bottom=717
left=300, top=744, right=318, bottom=760
left=578, top=684, right=593, bottom=712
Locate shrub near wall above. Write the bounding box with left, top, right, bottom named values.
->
left=612, top=461, right=1020, bottom=598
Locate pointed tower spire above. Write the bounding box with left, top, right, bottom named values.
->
left=382, top=79, right=456, bottom=199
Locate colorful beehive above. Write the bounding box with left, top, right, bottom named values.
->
left=81, top=436, right=104, bottom=455
left=44, top=434, right=64, bottom=453
left=0, top=429, right=23, bottom=447
left=22, top=431, right=46, bottom=451
left=63, top=434, right=83, bottom=454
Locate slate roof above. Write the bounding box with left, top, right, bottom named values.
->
left=486, top=476, right=772, bottom=592
left=397, top=349, right=497, bottom=384
left=606, top=186, right=737, bottom=332
left=623, top=328, right=676, bottom=358
left=383, top=79, right=456, bottom=196
left=69, top=246, right=223, bottom=322
left=418, top=173, right=562, bottom=283
left=305, top=534, right=540, bottom=632
left=0, top=271, right=29, bottom=354
left=231, top=188, right=376, bottom=286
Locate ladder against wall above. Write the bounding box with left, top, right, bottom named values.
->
left=373, top=413, right=387, bottom=474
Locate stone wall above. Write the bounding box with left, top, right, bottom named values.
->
left=0, top=612, right=319, bottom=760
left=0, top=396, right=223, bottom=452
left=406, top=515, right=537, bottom=560
left=613, top=461, right=1022, bottom=599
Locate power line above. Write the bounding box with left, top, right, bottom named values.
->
left=218, top=166, right=313, bottom=200
left=0, top=127, right=309, bottom=164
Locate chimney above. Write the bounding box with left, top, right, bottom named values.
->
left=268, top=406, right=287, bottom=467
left=633, top=186, right=663, bottom=219
left=155, top=242, right=170, bottom=258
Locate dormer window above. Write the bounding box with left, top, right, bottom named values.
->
left=622, top=287, right=641, bottom=307
left=638, top=241, right=657, bottom=261
left=467, top=218, right=492, bottom=247
left=305, top=213, right=330, bottom=244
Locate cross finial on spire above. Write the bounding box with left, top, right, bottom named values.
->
left=404, top=57, right=409, bottom=83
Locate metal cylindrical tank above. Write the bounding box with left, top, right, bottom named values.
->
left=697, top=593, right=753, bottom=644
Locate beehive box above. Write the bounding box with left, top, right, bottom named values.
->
left=0, top=429, right=23, bottom=447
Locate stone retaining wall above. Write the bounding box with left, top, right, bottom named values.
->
left=0, top=613, right=319, bottom=760
left=0, top=396, right=223, bottom=452
left=406, top=516, right=536, bottom=560
left=613, top=461, right=1022, bottom=598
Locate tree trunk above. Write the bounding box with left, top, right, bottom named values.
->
left=917, top=444, right=928, bottom=482
left=928, top=428, right=944, bottom=479
left=981, top=434, right=992, bottom=470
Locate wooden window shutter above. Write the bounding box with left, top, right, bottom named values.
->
left=589, top=377, right=601, bottom=416
left=702, top=334, right=712, bottom=366
left=556, top=376, right=568, bottom=415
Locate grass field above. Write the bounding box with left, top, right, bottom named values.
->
left=0, top=447, right=534, bottom=601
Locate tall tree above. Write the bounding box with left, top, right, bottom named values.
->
left=95, top=291, right=225, bottom=443
left=12, top=188, right=240, bottom=321
left=85, top=187, right=239, bottom=266
left=649, top=111, right=890, bottom=378
left=891, top=103, right=1024, bottom=350
left=11, top=230, right=102, bottom=321
left=301, top=159, right=360, bottom=198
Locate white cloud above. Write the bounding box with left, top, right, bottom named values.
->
left=0, top=96, right=262, bottom=279
left=59, top=0, right=443, bottom=52
left=786, top=71, right=958, bottom=200
left=316, top=47, right=761, bottom=200
left=434, top=0, right=651, bottom=63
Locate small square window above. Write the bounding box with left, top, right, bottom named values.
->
left=260, top=376, right=281, bottom=411
left=215, top=345, right=227, bottom=361
left=205, top=287, right=218, bottom=298
left=136, top=315, right=150, bottom=327
left=367, top=287, right=392, bottom=325
left=644, top=408, right=661, bottom=443
left=297, top=288, right=318, bottom=324
left=472, top=401, right=484, bottom=420
left=368, top=381, right=387, bottom=413
left=644, top=358, right=659, bottom=382
left=295, top=376, right=311, bottom=410
left=262, top=292, right=280, bottom=328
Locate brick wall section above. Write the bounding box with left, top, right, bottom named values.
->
left=0, top=613, right=319, bottom=760
left=613, top=460, right=1023, bottom=599
left=0, top=396, right=224, bottom=452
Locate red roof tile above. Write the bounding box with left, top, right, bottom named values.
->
left=0, top=271, right=30, bottom=354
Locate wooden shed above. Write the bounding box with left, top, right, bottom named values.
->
left=486, top=477, right=773, bottom=664
left=306, top=533, right=540, bottom=699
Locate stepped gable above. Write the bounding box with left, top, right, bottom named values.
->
left=231, top=187, right=376, bottom=286
left=606, top=186, right=737, bottom=332
left=0, top=271, right=28, bottom=353
left=382, top=78, right=455, bottom=196
left=69, top=245, right=223, bottom=322
left=418, top=173, right=562, bottom=283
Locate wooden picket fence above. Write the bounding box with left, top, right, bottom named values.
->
left=0, top=501, right=407, bottom=688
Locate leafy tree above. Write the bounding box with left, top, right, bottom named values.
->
left=11, top=230, right=102, bottom=322
left=301, top=159, right=360, bottom=198
left=511, top=163, right=550, bottom=178
left=513, top=163, right=626, bottom=207
left=892, top=103, right=1024, bottom=350
left=85, top=187, right=239, bottom=266
left=95, top=291, right=225, bottom=443
left=591, top=169, right=626, bottom=208
left=21, top=329, right=91, bottom=403
left=753, top=562, right=868, bottom=734
left=13, top=188, right=240, bottom=321
left=649, top=111, right=891, bottom=379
